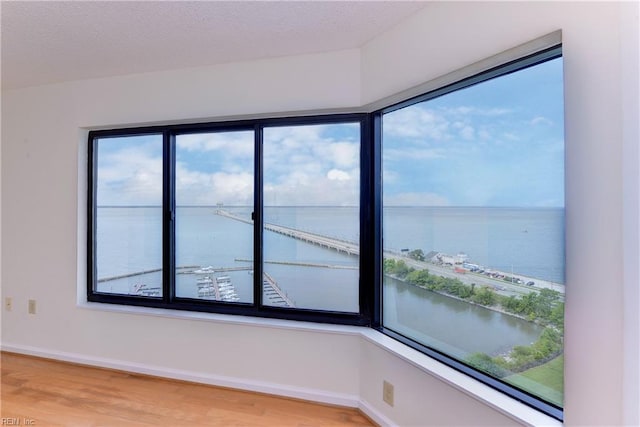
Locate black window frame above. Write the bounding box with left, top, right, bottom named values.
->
left=87, top=45, right=563, bottom=421
left=88, top=114, right=372, bottom=326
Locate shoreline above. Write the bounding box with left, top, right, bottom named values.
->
left=385, top=272, right=546, bottom=326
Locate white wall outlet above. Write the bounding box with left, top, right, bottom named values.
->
left=28, top=299, right=36, bottom=314
left=383, top=380, right=394, bottom=406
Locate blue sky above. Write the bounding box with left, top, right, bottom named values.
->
left=97, top=58, right=563, bottom=208
left=383, top=57, right=564, bottom=207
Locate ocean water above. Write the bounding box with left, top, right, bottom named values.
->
left=96, top=205, right=564, bottom=293
left=95, top=206, right=562, bottom=355
left=384, top=206, right=565, bottom=284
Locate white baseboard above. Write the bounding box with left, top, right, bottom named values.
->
left=359, top=398, right=397, bottom=427
left=1, top=342, right=391, bottom=426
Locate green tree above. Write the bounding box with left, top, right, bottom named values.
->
left=397, top=260, right=412, bottom=277
left=408, top=249, right=425, bottom=261
left=406, top=269, right=430, bottom=287
left=383, top=258, right=397, bottom=274
left=549, top=302, right=565, bottom=330
left=465, top=353, right=509, bottom=378
left=447, top=279, right=472, bottom=299
left=471, top=286, right=497, bottom=306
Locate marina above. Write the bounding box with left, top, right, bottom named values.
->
left=190, top=265, right=294, bottom=307
left=194, top=274, right=240, bottom=302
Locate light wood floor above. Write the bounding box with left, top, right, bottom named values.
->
left=1, top=352, right=376, bottom=426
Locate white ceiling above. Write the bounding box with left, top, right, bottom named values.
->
left=1, top=1, right=427, bottom=90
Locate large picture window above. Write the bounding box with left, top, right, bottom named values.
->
left=88, top=116, right=368, bottom=325
left=380, top=49, right=564, bottom=415
left=87, top=45, right=564, bottom=419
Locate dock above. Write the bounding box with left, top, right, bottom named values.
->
left=262, top=272, right=295, bottom=307
left=98, top=265, right=198, bottom=283
left=195, top=275, right=240, bottom=302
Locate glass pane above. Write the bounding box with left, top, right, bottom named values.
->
left=382, top=58, right=565, bottom=407
left=263, top=123, right=360, bottom=312
left=95, top=134, right=163, bottom=297
left=175, top=131, right=254, bottom=303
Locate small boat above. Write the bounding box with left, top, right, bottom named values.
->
left=197, top=276, right=213, bottom=285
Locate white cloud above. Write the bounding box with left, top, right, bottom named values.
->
left=383, top=107, right=451, bottom=141
left=177, top=132, right=253, bottom=158
left=176, top=163, right=253, bottom=205
left=97, top=145, right=163, bottom=205
left=383, top=104, right=514, bottom=145
left=444, top=106, right=512, bottom=117
left=327, top=169, right=351, bottom=181
left=261, top=124, right=360, bottom=205
left=264, top=169, right=359, bottom=206
left=314, top=141, right=359, bottom=169
left=530, top=116, right=553, bottom=126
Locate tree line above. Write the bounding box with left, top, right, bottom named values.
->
left=383, top=258, right=564, bottom=376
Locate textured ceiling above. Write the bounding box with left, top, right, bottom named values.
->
left=1, top=1, right=427, bottom=90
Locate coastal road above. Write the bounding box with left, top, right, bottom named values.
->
left=385, top=252, right=565, bottom=298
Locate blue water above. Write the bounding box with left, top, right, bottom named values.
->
left=95, top=206, right=562, bottom=355
left=384, top=206, right=565, bottom=283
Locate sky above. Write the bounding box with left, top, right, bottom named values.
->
left=383, top=57, right=565, bottom=207
left=96, top=57, right=564, bottom=208
left=96, top=124, right=360, bottom=206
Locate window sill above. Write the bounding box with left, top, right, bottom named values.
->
left=78, top=301, right=561, bottom=427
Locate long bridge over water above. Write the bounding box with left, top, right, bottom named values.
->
left=216, top=209, right=564, bottom=297
left=216, top=209, right=359, bottom=256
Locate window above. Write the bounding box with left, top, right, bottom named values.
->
left=88, top=116, right=369, bottom=325
left=380, top=48, right=564, bottom=417
left=263, top=123, right=360, bottom=312
left=93, top=134, right=164, bottom=297
left=175, top=130, right=255, bottom=303
left=87, top=45, right=564, bottom=419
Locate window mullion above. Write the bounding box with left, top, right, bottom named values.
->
left=371, top=113, right=383, bottom=328
left=254, top=125, right=264, bottom=310
left=163, top=131, right=176, bottom=303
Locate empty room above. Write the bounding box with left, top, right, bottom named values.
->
left=1, top=1, right=639, bottom=425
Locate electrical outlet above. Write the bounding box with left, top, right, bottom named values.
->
left=5, top=297, right=12, bottom=311
left=28, top=299, right=36, bottom=315
left=383, top=380, right=394, bottom=407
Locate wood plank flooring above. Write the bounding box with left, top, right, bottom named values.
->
left=1, top=352, right=375, bottom=426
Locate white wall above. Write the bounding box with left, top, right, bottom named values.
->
left=2, top=2, right=638, bottom=426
